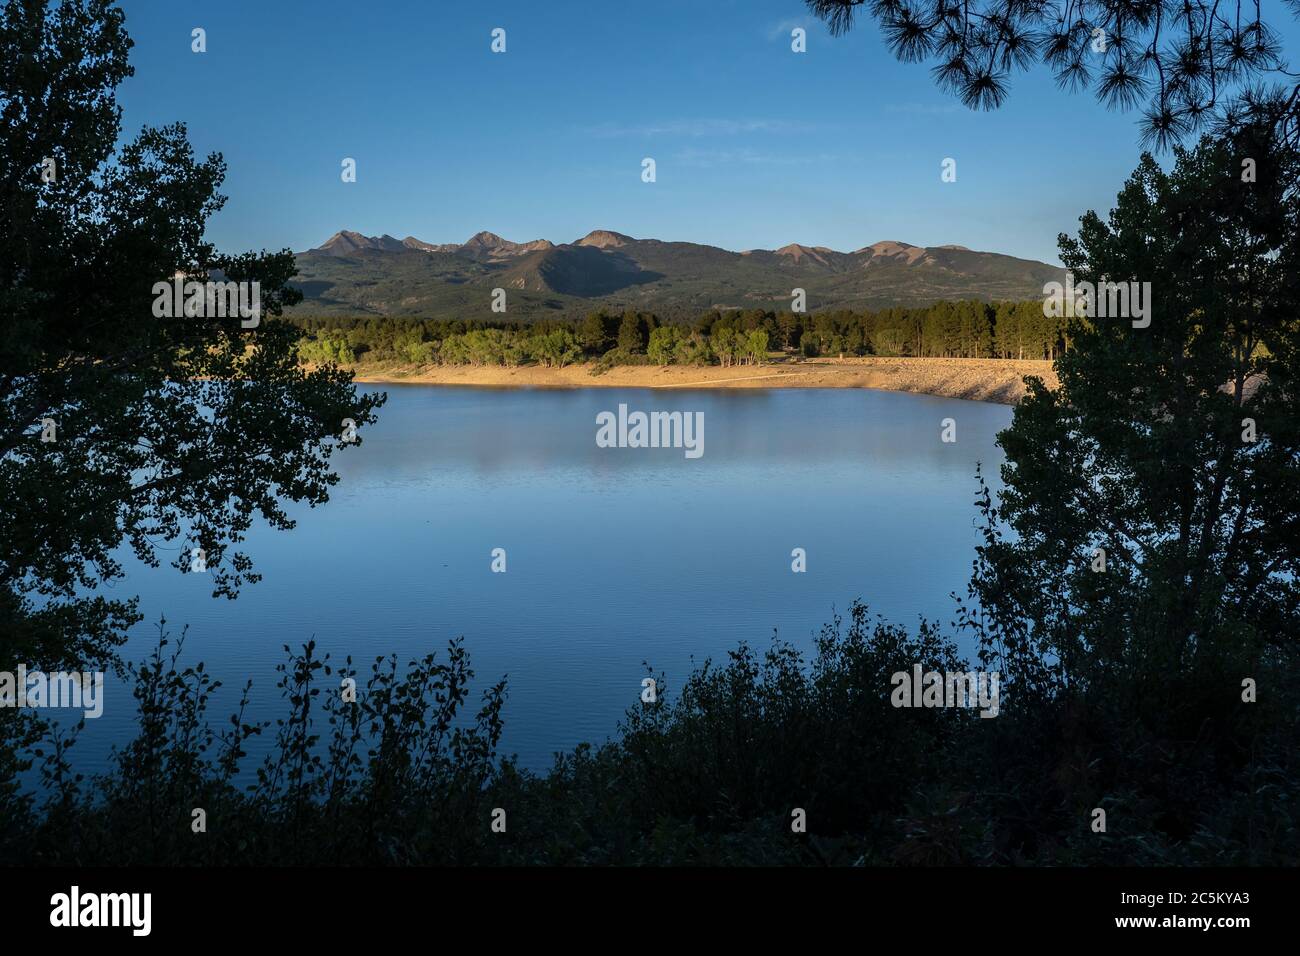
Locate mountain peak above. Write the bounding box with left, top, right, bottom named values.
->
left=856, top=240, right=928, bottom=265
left=775, top=243, right=835, bottom=266
left=575, top=229, right=634, bottom=249
left=463, top=230, right=507, bottom=247
left=315, top=230, right=407, bottom=256
left=319, top=229, right=368, bottom=247
left=402, top=236, right=459, bottom=253
left=856, top=240, right=915, bottom=254
left=458, top=231, right=554, bottom=258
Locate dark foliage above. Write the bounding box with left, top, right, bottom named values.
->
left=807, top=0, right=1299, bottom=150
left=0, top=0, right=383, bottom=676
left=1, top=3, right=1296, bottom=867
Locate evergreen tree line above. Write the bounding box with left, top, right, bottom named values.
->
left=288, top=299, right=1066, bottom=369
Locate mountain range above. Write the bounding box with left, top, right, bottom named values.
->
left=289, top=229, right=1065, bottom=320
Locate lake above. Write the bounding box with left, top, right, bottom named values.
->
left=63, top=385, right=1012, bottom=775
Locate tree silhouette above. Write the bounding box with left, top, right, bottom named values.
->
left=0, top=0, right=383, bottom=671
left=806, top=0, right=1300, bottom=149
left=965, top=124, right=1300, bottom=702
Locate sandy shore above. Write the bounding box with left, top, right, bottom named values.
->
left=349, top=356, right=1058, bottom=405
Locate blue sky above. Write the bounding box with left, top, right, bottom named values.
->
left=116, top=0, right=1300, bottom=266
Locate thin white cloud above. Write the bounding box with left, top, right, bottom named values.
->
left=885, top=102, right=967, bottom=115
left=581, top=118, right=816, bottom=138
left=767, top=17, right=815, bottom=41
left=673, top=147, right=840, bottom=168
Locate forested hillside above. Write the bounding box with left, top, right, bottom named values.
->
left=289, top=230, right=1065, bottom=320
left=290, top=299, right=1065, bottom=369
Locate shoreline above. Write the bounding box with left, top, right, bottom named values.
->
left=347, top=356, right=1058, bottom=405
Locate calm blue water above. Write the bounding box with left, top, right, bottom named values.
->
left=61, top=385, right=1011, bottom=775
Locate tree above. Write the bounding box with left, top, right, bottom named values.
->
left=393, top=328, right=434, bottom=365
left=0, top=0, right=382, bottom=672
left=577, top=310, right=612, bottom=354
left=676, top=331, right=713, bottom=366
left=298, top=332, right=357, bottom=365
left=617, top=310, right=647, bottom=353
left=872, top=324, right=906, bottom=357
left=1016, top=299, right=1045, bottom=359
left=776, top=310, right=801, bottom=350
left=711, top=327, right=736, bottom=366
left=647, top=326, right=680, bottom=366
left=531, top=328, right=580, bottom=368
left=992, top=301, right=1017, bottom=359
left=966, top=127, right=1300, bottom=703
left=806, top=0, right=1299, bottom=150
left=959, top=300, right=993, bottom=358
left=810, top=314, right=836, bottom=355
left=439, top=334, right=470, bottom=366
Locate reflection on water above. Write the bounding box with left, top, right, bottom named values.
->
left=71, top=385, right=1012, bottom=773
